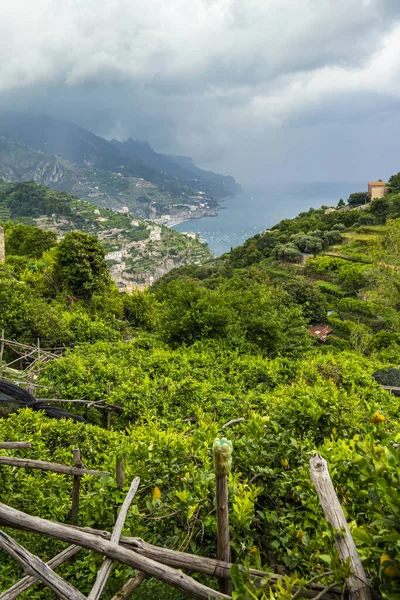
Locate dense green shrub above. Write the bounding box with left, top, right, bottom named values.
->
left=55, top=232, right=112, bottom=300
left=3, top=184, right=400, bottom=599
left=1, top=354, right=399, bottom=598
left=5, top=223, right=57, bottom=258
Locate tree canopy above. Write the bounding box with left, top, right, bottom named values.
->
left=55, top=231, right=112, bottom=299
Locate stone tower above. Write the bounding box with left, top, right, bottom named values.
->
left=0, top=226, right=4, bottom=262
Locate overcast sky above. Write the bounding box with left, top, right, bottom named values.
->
left=1, top=0, right=400, bottom=184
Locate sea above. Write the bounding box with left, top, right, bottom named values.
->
left=173, top=181, right=364, bottom=256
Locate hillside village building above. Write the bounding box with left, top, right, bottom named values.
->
left=308, top=325, right=332, bottom=342
left=105, top=251, right=123, bottom=261
left=368, top=181, right=390, bottom=201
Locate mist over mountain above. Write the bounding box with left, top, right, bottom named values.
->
left=0, top=112, right=240, bottom=200
left=111, top=137, right=241, bottom=198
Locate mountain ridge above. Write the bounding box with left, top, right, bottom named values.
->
left=0, top=135, right=218, bottom=222
left=0, top=111, right=240, bottom=200
left=110, top=137, right=242, bottom=198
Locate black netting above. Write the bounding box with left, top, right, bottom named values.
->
left=0, top=379, right=86, bottom=423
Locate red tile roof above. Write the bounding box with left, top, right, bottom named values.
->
left=368, top=182, right=386, bottom=186
left=308, top=325, right=332, bottom=341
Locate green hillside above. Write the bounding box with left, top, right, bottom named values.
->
left=0, top=180, right=212, bottom=286
left=1, top=181, right=400, bottom=599
left=0, top=136, right=218, bottom=221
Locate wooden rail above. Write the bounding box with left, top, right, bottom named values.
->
left=0, top=456, right=110, bottom=477
left=0, top=531, right=86, bottom=600
left=0, top=441, right=356, bottom=600
left=0, top=502, right=231, bottom=600
left=381, top=385, right=400, bottom=392
left=0, top=442, right=31, bottom=449
left=0, top=545, right=81, bottom=600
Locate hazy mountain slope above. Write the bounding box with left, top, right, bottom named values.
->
left=0, top=180, right=212, bottom=287
left=0, top=112, right=240, bottom=200
left=0, top=111, right=157, bottom=179
left=0, top=136, right=217, bottom=221
left=0, top=135, right=79, bottom=189
left=111, top=137, right=242, bottom=198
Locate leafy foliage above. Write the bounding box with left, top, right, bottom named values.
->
left=54, top=232, right=112, bottom=300
left=4, top=222, right=57, bottom=258
left=348, top=192, right=368, bottom=206
left=3, top=183, right=400, bottom=600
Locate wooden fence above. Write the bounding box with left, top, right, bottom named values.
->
left=0, top=332, right=64, bottom=378
left=0, top=333, right=122, bottom=428
left=0, top=441, right=373, bottom=600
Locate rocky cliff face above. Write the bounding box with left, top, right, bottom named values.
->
left=0, top=137, right=78, bottom=188
left=0, top=112, right=241, bottom=199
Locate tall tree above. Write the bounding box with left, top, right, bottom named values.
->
left=369, top=197, right=390, bottom=224
left=5, top=223, right=57, bottom=258
left=55, top=232, right=111, bottom=300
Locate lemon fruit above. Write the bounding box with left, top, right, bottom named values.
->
left=380, top=553, right=400, bottom=579
left=153, top=487, right=162, bottom=499
left=371, top=411, right=385, bottom=424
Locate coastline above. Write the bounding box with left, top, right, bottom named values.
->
left=154, top=207, right=220, bottom=229
left=165, top=182, right=362, bottom=257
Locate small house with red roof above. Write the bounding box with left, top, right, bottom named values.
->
left=308, top=325, right=332, bottom=342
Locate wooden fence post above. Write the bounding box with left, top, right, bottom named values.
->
left=0, top=329, right=4, bottom=371
left=213, top=437, right=232, bottom=596
left=114, top=455, right=125, bottom=523
left=116, top=456, right=125, bottom=490
left=105, top=382, right=111, bottom=430
left=309, top=454, right=372, bottom=600
left=71, top=449, right=83, bottom=526
left=27, top=372, right=36, bottom=398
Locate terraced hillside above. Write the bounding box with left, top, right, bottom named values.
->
left=0, top=136, right=217, bottom=222
left=0, top=180, right=212, bottom=287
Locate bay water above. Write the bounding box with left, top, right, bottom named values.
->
left=173, top=181, right=364, bottom=256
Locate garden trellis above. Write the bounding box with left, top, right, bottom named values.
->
left=0, top=332, right=64, bottom=384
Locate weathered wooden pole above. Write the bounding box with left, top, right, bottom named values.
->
left=88, top=476, right=140, bottom=600
left=0, top=329, right=4, bottom=371
left=213, top=437, right=233, bottom=596
left=114, top=455, right=125, bottom=523
left=116, top=455, right=125, bottom=490
left=110, top=571, right=146, bottom=600
left=0, top=531, right=86, bottom=600
left=0, top=456, right=109, bottom=476
left=106, top=382, right=111, bottom=430
left=0, top=544, right=81, bottom=600
left=309, top=454, right=372, bottom=600
left=71, top=449, right=83, bottom=526
left=0, top=442, right=32, bottom=449
left=0, top=503, right=232, bottom=600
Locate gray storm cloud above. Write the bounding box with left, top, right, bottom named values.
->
left=1, top=0, right=400, bottom=182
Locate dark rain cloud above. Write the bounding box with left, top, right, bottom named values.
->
left=1, top=0, right=400, bottom=182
